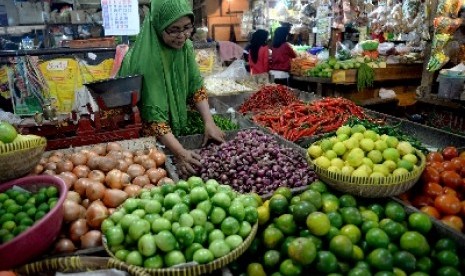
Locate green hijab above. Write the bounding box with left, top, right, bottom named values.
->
left=118, top=0, right=203, bottom=135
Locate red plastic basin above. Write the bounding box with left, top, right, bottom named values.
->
left=0, top=175, right=68, bottom=270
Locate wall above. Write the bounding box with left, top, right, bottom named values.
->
left=206, top=0, right=249, bottom=42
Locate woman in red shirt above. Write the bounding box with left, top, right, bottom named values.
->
left=248, top=29, right=269, bottom=75
left=270, top=27, right=296, bottom=83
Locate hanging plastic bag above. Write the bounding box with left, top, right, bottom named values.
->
left=335, top=42, right=352, bottom=60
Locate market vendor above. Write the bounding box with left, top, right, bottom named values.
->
left=118, top=0, right=225, bottom=176
left=248, top=29, right=270, bottom=75
left=270, top=26, right=296, bottom=84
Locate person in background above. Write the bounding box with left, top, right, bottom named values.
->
left=248, top=29, right=270, bottom=75
left=118, top=0, right=225, bottom=176
left=270, top=27, right=297, bottom=84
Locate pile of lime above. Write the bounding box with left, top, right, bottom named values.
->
left=230, top=182, right=464, bottom=275
left=102, top=176, right=259, bottom=268
left=0, top=186, right=59, bottom=244
left=308, top=124, right=424, bottom=178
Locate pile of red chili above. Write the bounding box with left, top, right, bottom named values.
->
left=238, top=84, right=301, bottom=114
left=252, top=97, right=367, bottom=141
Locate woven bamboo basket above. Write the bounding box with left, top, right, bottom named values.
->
left=0, top=137, right=47, bottom=183
left=307, top=145, right=427, bottom=198
left=14, top=256, right=150, bottom=276
left=103, top=223, right=258, bottom=276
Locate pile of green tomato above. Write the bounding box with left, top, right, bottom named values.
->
left=102, top=177, right=259, bottom=268
left=0, top=186, right=59, bottom=244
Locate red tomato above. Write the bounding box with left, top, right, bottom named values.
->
left=435, top=194, right=461, bottom=215
left=420, top=206, right=441, bottom=219
left=429, top=161, right=445, bottom=173
left=442, top=146, right=459, bottom=161
left=442, top=186, right=458, bottom=197
left=422, top=167, right=440, bottom=183
left=412, top=194, right=434, bottom=208
left=441, top=215, right=464, bottom=232
left=442, top=161, right=459, bottom=172
left=440, top=170, right=462, bottom=190
left=427, top=152, right=444, bottom=163
left=451, top=157, right=465, bottom=170
left=423, top=182, right=443, bottom=198
left=459, top=167, right=465, bottom=178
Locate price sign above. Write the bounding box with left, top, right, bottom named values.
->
left=101, top=0, right=140, bottom=36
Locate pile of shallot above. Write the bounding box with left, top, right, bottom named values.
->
left=194, top=129, right=317, bottom=195
left=32, top=141, right=173, bottom=254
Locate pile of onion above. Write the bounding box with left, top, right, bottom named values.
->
left=33, top=141, right=172, bottom=253
left=194, top=129, right=317, bottom=195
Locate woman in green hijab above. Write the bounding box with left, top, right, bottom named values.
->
left=119, top=0, right=224, bottom=175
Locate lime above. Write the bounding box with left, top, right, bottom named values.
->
left=144, top=200, right=162, bottom=214
left=275, top=214, right=297, bottom=235
left=435, top=238, right=457, bottom=252
left=380, top=219, right=406, bottom=241
left=393, top=250, right=416, bottom=273
left=408, top=213, right=432, bottom=234
left=123, top=198, right=139, bottom=213
left=287, top=237, right=316, bottom=265
left=436, top=266, right=461, bottom=276
left=339, top=194, right=357, bottom=208
left=269, top=195, right=289, bottom=216
left=187, top=176, right=204, bottom=188
left=436, top=250, right=459, bottom=267
left=274, top=187, right=292, bottom=201
left=366, top=228, right=390, bottom=249
left=399, top=231, right=430, bottom=257
left=179, top=213, right=194, bottom=228
left=279, top=259, right=302, bottom=276
left=105, top=226, right=125, bottom=246
left=192, top=225, right=207, bottom=244
left=326, top=226, right=340, bottom=241
left=309, top=180, right=328, bottom=193
left=263, top=226, right=284, bottom=249
left=385, top=201, right=406, bottom=222
left=257, top=205, right=270, bottom=225
left=340, top=207, right=363, bottom=226
left=329, top=235, right=353, bottom=259
left=315, top=251, right=338, bottom=273
left=263, top=249, right=281, bottom=268
left=352, top=245, right=364, bottom=261
left=292, top=201, right=316, bottom=223
left=300, top=189, right=322, bottom=209
left=197, top=200, right=212, bottom=215
left=416, top=256, right=433, bottom=273
left=367, top=248, right=393, bottom=271
left=327, top=211, right=343, bottom=228
left=0, top=121, right=18, bottom=143
left=163, top=193, right=182, bottom=209
left=348, top=267, right=371, bottom=276
left=321, top=194, right=340, bottom=213
left=247, top=263, right=267, bottom=276
left=125, top=250, right=143, bottom=266
left=229, top=201, right=245, bottom=221
left=170, top=203, right=189, bottom=221
left=189, top=186, right=209, bottom=204
left=190, top=209, right=207, bottom=226
left=307, top=212, right=331, bottom=237
left=144, top=255, right=164, bottom=268
left=340, top=224, right=361, bottom=244
left=185, top=243, right=203, bottom=261
left=128, top=219, right=150, bottom=241
left=241, top=195, right=259, bottom=208
left=151, top=217, right=171, bottom=233
left=164, top=250, right=186, bottom=267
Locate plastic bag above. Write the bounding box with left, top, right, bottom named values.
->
left=0, top=109, right=21, bottom=125
left=350, top=43, right=363, bottom=56
left=209, top=59, right=249, bottom=81
left=336, top=42, right=352, bottom=60
left=378, top=42, right=395, bottom=55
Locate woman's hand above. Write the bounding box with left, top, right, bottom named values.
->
left=175, top=148, right=202, bottom=177
left=203, top=121, right=225, bottom=146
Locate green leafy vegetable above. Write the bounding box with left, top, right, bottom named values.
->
left=357, top=63, right=375, bottom=91
left=180, top=111, right=239, bottom=136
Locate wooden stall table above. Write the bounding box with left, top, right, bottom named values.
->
left=290, top=63, right=423, bottom=108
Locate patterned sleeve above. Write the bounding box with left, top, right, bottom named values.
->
left=142, top=121, right=172, bottom=137
left=192, top=86, right=208, bottom=103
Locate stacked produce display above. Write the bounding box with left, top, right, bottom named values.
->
left=102, top=177, right=259, bottom=269
left=2, top=83, right=465, bottom=275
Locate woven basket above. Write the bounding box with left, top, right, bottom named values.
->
left=103, top=223, right=258, bottom=276
left=307, top=146, right=427, bottom=198
left=14, top=256, right=149, bottom=276
left=0, top=137, right=47, bottom=183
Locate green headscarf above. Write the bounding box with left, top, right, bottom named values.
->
left=118, top=0, right=203, bottom=135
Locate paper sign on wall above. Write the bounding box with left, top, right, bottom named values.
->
left=101, top=0, right=140, bottom=36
